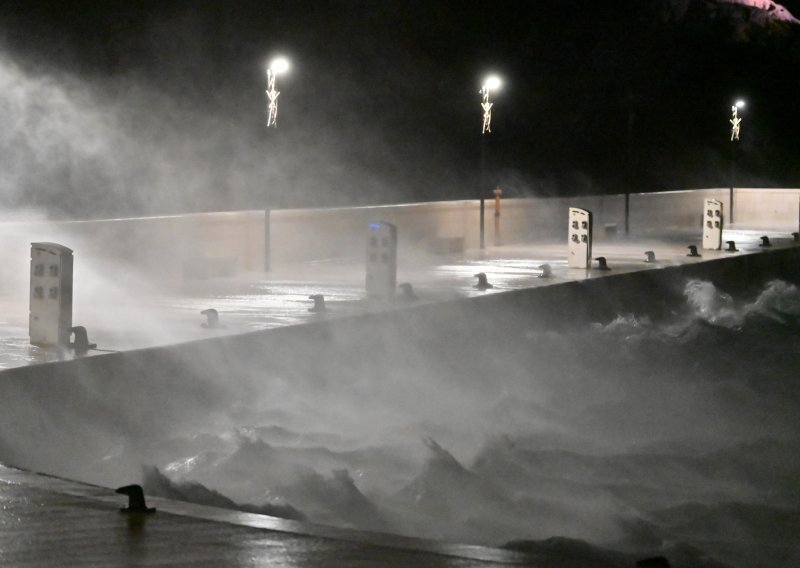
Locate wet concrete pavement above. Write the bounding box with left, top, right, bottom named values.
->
left=1, top=228, right=796, bottom=369
left=0, top=464, right=531, bottom=567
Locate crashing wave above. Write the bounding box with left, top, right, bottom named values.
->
left=142, top=465, right=305, bottom=520
left=269, top=468, right=392, bottom=532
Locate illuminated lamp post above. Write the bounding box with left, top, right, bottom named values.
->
left=479, top=74, right=502, bottom=250
left=266, top=57, right=290, bottom=128
left=263, top=56, right=290, bottom=272
left=493, top=186, right=503, bottom=245
left=729, top=99, right=745, bottom=223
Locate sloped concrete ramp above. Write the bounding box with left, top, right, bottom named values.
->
left=0, top=464, right=530, bottom=567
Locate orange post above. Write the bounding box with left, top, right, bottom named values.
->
left=493, top=187, right=502, bottom=246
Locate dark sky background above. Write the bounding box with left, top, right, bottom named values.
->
left=1, top=0, right=799, bottom=218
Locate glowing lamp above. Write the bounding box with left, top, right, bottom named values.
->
left=483, top=75, right=502, bottom=92
left=269, top=57, right=290, bottom=75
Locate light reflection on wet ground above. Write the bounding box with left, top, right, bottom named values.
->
left=0, top=335, right=66, bottom=367
left=1, top=230, right=795, bottom=369
left=160, top=280, right=366, bottom=331
left=0, top=465, right=527, bottom=567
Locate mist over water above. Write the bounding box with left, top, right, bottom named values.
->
left=0, top=50, right=287, bottom=217
left=0, top=43, right=469, bottom=220
left=2, top=273, right=799, bottom=567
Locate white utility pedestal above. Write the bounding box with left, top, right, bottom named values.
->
left=702, top=199, right=724, bottom=250
left=366, top=222, right=397, bottom=300
left=568, top=207, right=593, bottom=268
left=29, top=242, right=73, bottom=347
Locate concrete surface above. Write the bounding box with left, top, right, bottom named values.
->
left=0, top=464, right=530, bottom=567
left=1, top=227, right=796, bottom=370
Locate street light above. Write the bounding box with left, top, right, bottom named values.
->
left=479, top=74, right=502, bottom=249
left=266, top=57, right=290, bottom=128
left=263, top=56, right=290, bottom=273
left=480, top=75, right=502, bottom=134
left=729, top=99, right=745, bottom=223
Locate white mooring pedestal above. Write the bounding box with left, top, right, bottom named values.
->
left=568, top=207, right=593, bottom=268
left=365, top=222, right=397, bottom=300
left=702, top=199, right=724, bottom=250
left=29, top=242, right=73, bottom=347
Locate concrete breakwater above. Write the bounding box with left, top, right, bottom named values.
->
left=1, top=243, right=798, bottom=482
left=2, top=236, right=800, bottom=567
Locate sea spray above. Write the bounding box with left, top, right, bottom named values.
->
left=2, top=278, right=800, bottom=566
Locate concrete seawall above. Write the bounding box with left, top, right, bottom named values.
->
left=2, top=188, right=797, bottom=289
left=1, top=241, right=798, bottom=481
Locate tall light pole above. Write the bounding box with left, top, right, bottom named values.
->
left=479, top=74, right=501, bottom=250
left=729, top=99, right=745, bottom=223
left=263, top=57, right=290, bottom=272
left=266, top=57, right=290, bottom=128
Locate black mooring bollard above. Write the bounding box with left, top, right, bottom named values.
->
left=398, top=282, right=417, bottom=301
left=308, top=294, right=328, bottom=313
left=538, top=264, right=552, bottom=278
left=200, top=308, right=220, bottom=328
left=474, top=272, right=494, bottom=290
left=116, top=484, right=156, bottom=514
left=69, top=326, right=97, bottom=357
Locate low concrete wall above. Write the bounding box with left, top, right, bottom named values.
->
left=732, top=188, right=800, bottom=229
left=0, top=211, right=266, bottom=287
left=271, top=201, right=475, bottom=264
left=628, top=188, right=800, bottom=234
left=628, top=188, right=730, bottom=235
left=1, top=189, right=798, bottom=289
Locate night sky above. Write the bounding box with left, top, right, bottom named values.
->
left=1, top=0, right=799, bottom=218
